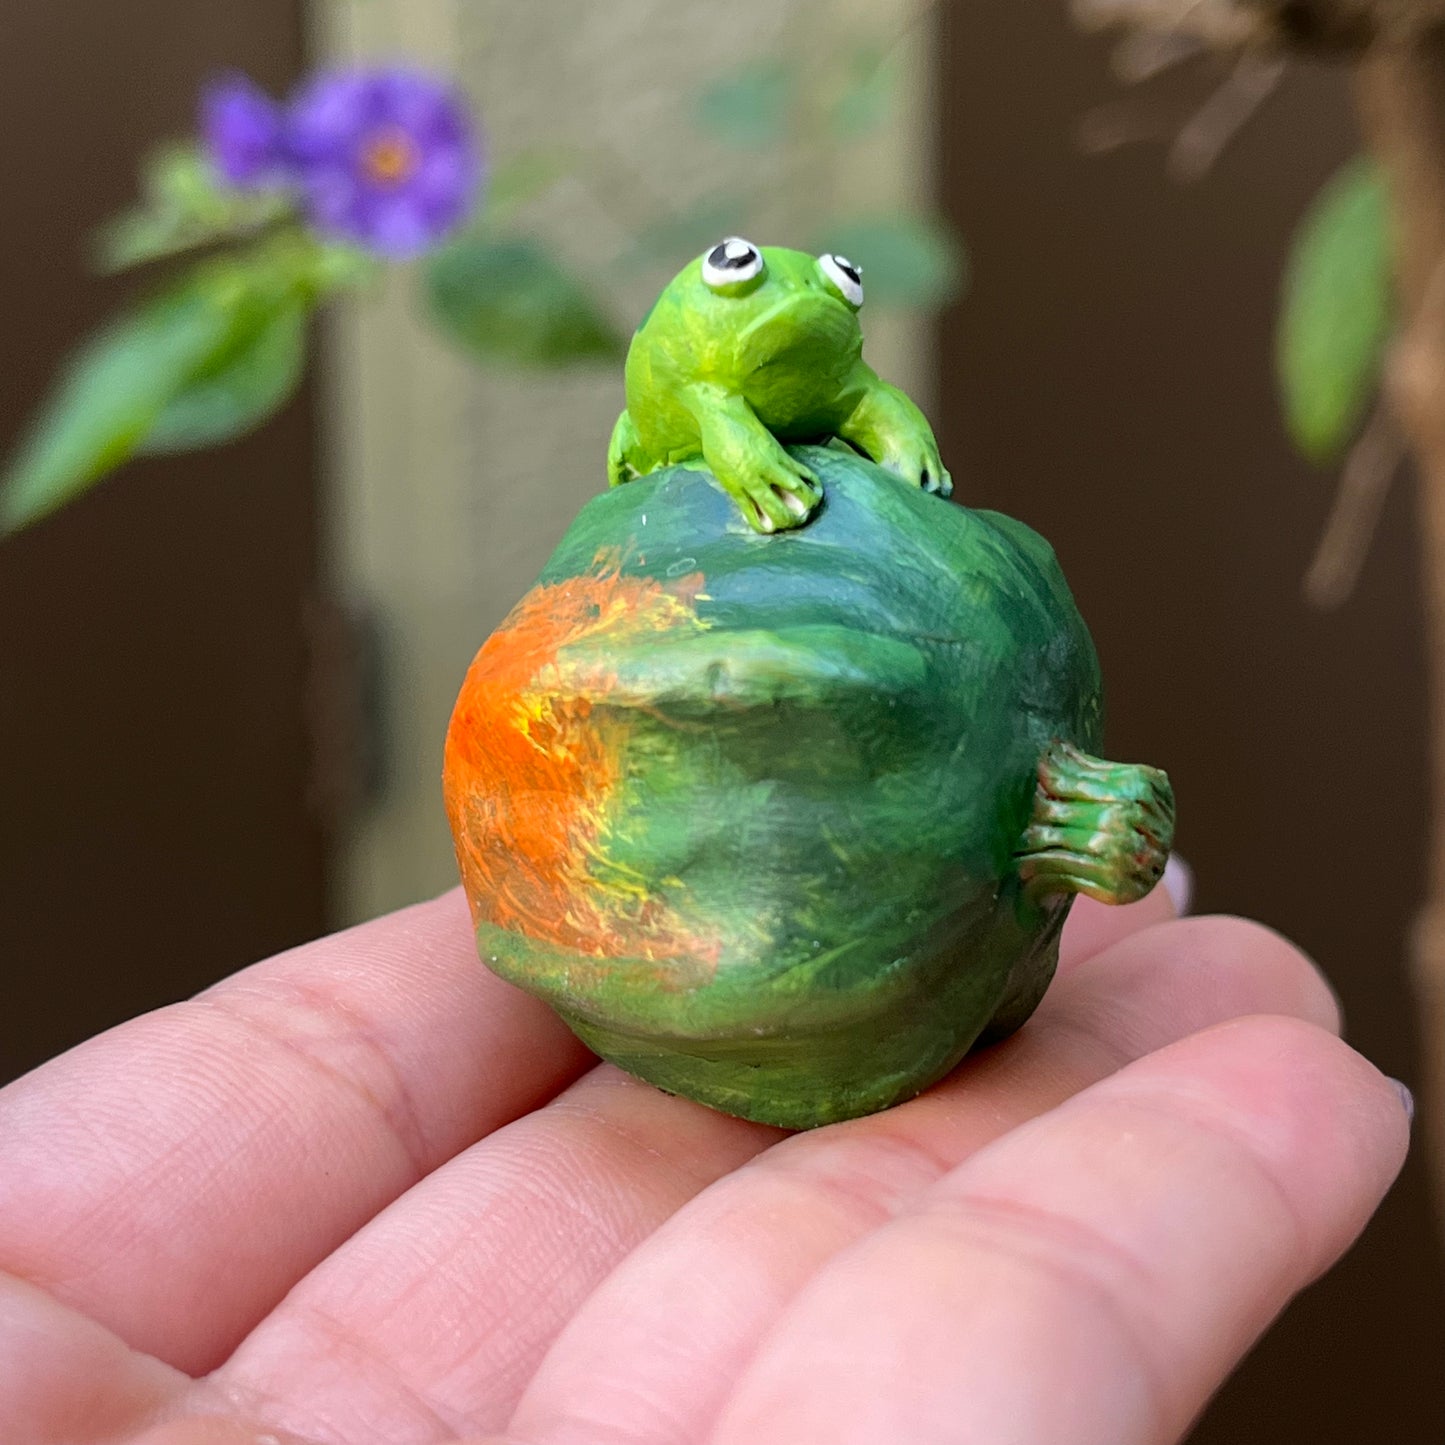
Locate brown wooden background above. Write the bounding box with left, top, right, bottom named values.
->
left=0, top=1, right=1440, bottom=1439
left=0, top=4, right=327, bottom=1081
left=939, top=5, right=1445, bottom=1440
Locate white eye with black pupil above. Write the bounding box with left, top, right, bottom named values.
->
left=818, top=252, right=864, bottom=307
left=702, top=237, right=764, bottom=289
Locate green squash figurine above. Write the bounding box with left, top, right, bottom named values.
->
left=444, top=239, right=1174, bottom=1129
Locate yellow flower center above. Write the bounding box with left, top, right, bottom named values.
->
left=362, top=128, right=419, bottom=187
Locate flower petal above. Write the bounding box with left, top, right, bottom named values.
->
left=286, top=66, right=483, bottom=257
left=363, top=196, right=441, bottom=259
left=201, top=73, right=288, bottom=187
left=287, top=70, right=374, bottom=163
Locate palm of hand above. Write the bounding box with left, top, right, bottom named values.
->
left=0, top=887, right=1406, bottom=1445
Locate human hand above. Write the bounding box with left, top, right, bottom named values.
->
left=0, top=884, right=1408, bottom=1445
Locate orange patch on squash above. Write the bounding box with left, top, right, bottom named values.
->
left=443, top=553, right=711, bottom=964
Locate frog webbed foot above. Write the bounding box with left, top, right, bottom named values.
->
left=846, top=435, right=952, bottom=497
left=892, top=438, right=952, bottom=498
left=607, top=409, right=650, bottom=488
left=694, top=390, right=823, bottom=533
left=725, top=445, right=823, bottom=534
left=838, top=375, right=953, bottom=499
left=1015, top=742, right=1175, bottom=906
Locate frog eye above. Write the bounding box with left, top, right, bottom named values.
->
left=818, top=253, right=864, bottom=308
left=702, top=237, right=765, bottom=291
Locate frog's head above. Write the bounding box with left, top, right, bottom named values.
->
left=658, top=238, right=866, bottom=374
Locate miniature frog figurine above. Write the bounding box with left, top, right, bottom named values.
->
left=607, top=237, right=951, bottom=533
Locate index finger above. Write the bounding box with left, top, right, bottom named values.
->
left=1058, top=863, right=1183, bottom=976
left=708, top=1016, right=1408, bottom=1445
left=0, top=889, right=591, bottom=1375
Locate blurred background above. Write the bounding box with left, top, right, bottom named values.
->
left=1, top=2, right=1441, bottom=1439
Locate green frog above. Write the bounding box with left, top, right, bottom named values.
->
left=607, top=238, right=951, bottom=533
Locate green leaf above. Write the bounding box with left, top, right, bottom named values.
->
left=1277, top=157, right=1393, bottom=463
left=695, top=61, right=793, bottom=148
left=303, top=241, right=384, bottom=295
left=832, top=46, right=894, bottom=137
left=1, top=295, right=229, bottom=533
left=140, top=291, right=306, bottom=454
left=812, top=215, right=968, bottom=309
left=1, top=258, right=311, bottom=533
left=94, top=144, right=293, bottom=274
left=425, top=236, right=625, bottom=367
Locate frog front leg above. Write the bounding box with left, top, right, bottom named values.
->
left=837, top=363, right=952, bottom=497
left=687, top=383, right=823, bottom=534
left=607, top=408, right=652, bottom=488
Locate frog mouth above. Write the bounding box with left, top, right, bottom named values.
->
left=736, top=290, right=853, bottom=346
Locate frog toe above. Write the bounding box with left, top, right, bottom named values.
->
left=742, top=458, right=821, bottom=533
left=779, top=486, right=813, bottom=520
left=732, top=488, right=775, bottom=533
left=914, top=442, right=952, bottom=497
left=607, top=409, right=650, bottom=488
left=878, top=444, right=951, bottom=499
left=733, top=475, right=800, bottom=534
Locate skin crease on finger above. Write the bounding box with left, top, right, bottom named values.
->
left=213, top=913, right=1332, bottom=1445
left=2, top=888, right=1161, bottom=1445
left=197, top=892, right=1179, bottom=1444
left=0, top=888, right=1390, bottom=1445
left=500, top=916, right=1342, bottom=1445
left=0, top=889, right=594, bottom=1375
left=702, top=1017, right=1409, bottom=1445
left=0, top=886, right=1144, bottom=1445
left=207, top=1065, right=786, bottom=1445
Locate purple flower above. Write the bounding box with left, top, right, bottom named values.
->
left=287, top=69, right=482, bottom=259
left=202, top=73, right=288, bottom=188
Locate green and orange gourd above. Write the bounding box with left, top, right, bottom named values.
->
left=443, top=241, right=1173, bottom=1128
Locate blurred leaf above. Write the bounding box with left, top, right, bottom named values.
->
left=150, top=146, right=231, bottom=213
left=141, top=293, right=306, bottom=453
left=425, top=236, right=625, bottom=367
left=94, top=144, right=293, bottom=273
left=812, top=215, right=968, bottom=308
left=832, top=46, right=894, bottom=136
left=1, top=295, right=229, bottom=532
left=1, top=258, right=311, bottom=533
left=621, top=198, right=746, bottom=274
left=483, top=148, right=575, bottom=225
left=695, top=61, right=793, bottom=148
left=304, top=241, right=384, bottom=295
left=1277, top=157, right=1393, bottom=464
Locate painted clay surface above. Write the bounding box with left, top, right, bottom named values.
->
left=443, top=444, right=1172, bottom=1127
left=607, top=241, right=949, bottom=534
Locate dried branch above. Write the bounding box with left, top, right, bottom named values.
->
left=1110, top=24, right=1210, bottom=78
left=1356, top=48, right=1445, bottom=1226
left=1075, top=41, right=1285, bottom=177
left=1071, top=0, right=1445, bottom=51
left=1303, top=396, right=1405, bottom=606
left=1069, top=0, right=1445, bottom=1234
left=1076, top=101, right=1182, bottom=157
left=1168, top=51, right=1286, bottom=178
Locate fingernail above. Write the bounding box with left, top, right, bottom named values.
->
left=1389, top=1077, right=1415, bottom=1124
left=1162, top=854, right=1194, bottom=916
